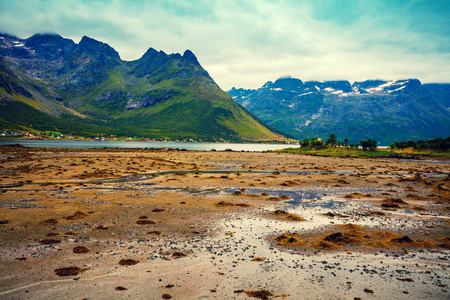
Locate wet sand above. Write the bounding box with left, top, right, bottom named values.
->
left=0, top=145, right=449, bottom=299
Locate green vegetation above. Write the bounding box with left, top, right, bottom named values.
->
left=279, top=146, right=384, bottom=158
left=0, top=95, right=285, bottom=142
left=325, top=133, right=337, bottom=147
left=277, top=145, right=450, bottom=159
left=45, top=131, right=63, bottom=136
left=390, top=137, right=450, bottom=152
left=0, top=99, right=117, bottom=138
left=278, top=133, right=450, bottom=159
left=359, top=139, right=377, bottom=151
left=301, top=134, right=376, bottom=151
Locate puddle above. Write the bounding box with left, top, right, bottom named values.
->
left=144, top=186, right=227, bottom=196
left=0, top=198, right=47, bottom=209
left=227, top=187, right=382, bottom=210
left=0, top=203, right=46, bottom=209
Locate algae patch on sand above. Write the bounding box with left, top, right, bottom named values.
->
left=54, top=266, right=89, bottom=276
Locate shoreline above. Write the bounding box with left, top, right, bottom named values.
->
left=0, top=140, right=295, bottom=152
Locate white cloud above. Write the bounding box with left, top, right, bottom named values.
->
left=0, top=0, right=449, bottom=90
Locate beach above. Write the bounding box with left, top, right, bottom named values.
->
left=0, top=145, right=448, bottom=299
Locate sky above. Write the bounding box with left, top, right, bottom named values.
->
left=1, top=0, right=449, bottom=90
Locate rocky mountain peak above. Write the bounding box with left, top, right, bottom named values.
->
left=25, top=33, right=70, bottom=45
left=77, top=36, right=120, bottom=60
left=24, top=33, right=76, bottom=60
left=181, top=50, right=199, bottom=64
left=353, top=80, right=388, bottom=89
left=0, top=33, right=31, bottom=58
left=140, top=47, right=169, bottom=64
left=272, top=77, right=304, bottom=91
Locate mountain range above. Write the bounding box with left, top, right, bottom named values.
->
left=228, top=77, right=450, bottom=144
left=2, top=32, right=449, bottom=145
left=0, top=33, right=284, bottom=141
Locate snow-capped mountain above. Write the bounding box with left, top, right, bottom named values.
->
left=228, top=77, right=450, bottom=144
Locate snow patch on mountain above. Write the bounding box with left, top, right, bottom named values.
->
left=365, top=80, right=409, bottom=94
left=389, top=85, right=406, bottom=93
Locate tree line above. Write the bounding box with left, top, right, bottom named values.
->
left=390, top=137, right=450, bottom=151
left=300, top=134, right=449, bottom=152
left=300, top=134, right=377, bottom=151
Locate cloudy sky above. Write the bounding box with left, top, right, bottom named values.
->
left=1, top=0, right=449, bottom=90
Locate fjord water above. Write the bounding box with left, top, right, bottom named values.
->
left=0, top=139, right=292, bottom=152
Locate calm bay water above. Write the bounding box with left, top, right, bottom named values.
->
left=0, top=139, right=294, bottom=152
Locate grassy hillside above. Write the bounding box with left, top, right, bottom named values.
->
left=0, top=97, right=114, bottom=136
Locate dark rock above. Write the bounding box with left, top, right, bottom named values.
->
left=391, top=236, right=414, bottom=244
left=324, top=232, right=351, bottom=244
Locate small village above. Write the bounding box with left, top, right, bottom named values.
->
left=0, top=131, right=256, bottom=144
left=0, top=130, right=285, bottom=144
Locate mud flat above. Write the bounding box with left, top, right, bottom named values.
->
left=0, top=145, right=449, bottom=299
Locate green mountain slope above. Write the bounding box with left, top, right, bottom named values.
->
left=0, top=33, right=284, bottom=141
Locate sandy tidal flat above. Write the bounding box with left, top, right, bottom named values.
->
left=0, top=145, right=449, bottom=299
